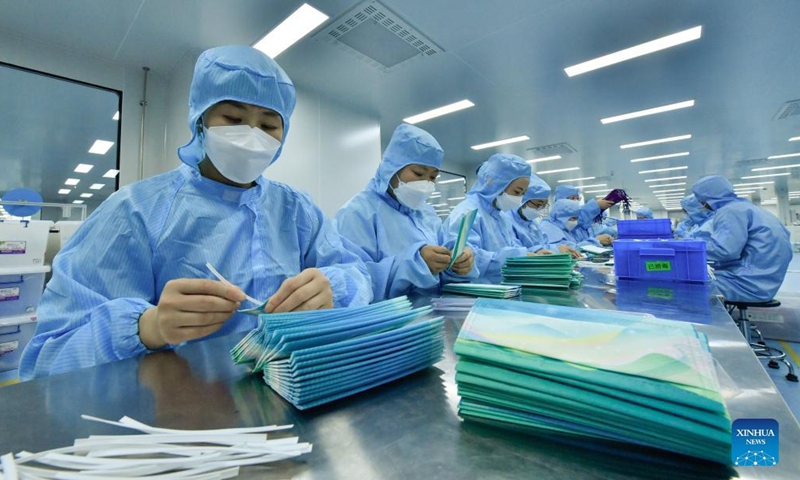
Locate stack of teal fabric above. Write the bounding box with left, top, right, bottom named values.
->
left=454, top=299, right=731, bottom=465
left=501, top=254, right=582, bottom=289
left=442, top=283, right=522, bottom=299
left=232, top=296, right=444, bottom=410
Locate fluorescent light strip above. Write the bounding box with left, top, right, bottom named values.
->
left=557, top=176, right=596, bottom=183
left=731, top=181, right=774, bottom=187
left=536, top=166, right=580, bottom=175
left=644, top=175, right=687, bottom=183
left=630, top=152, right=690, bottom=163
left=65, top=178, right=80, bottom=186
left=651, top=188, right=686, bottom=193
left=471, top=135, right=530, bottom=150
left=403, top=100, right=474, bottom=124
left=648, top=182, right=686, bottom=188
left=103, top=169, right=120, bottom=178
left=638, top=166, right=688, bottom=174
left=751, top=163, right=800, bottom=172
left=564, top=26, right=702, bottom=77
left=72, top=200, right=84, bottom=204
left=620, top=134, right=691, bottom=149
left=58, top=189, right=70, bottom=194
left=526, top=155, right=562, bottom=164
left=447, top=196, right=466, bottom=201
left=88, top=140, right=115, bottom=155
left=252, top=3, right=329, bottom=58
left=438, top=178, right=465, bottom=184
left=89, top=183, right=105, bottom=190
left=576, top=183, right=607, bottom=189
left=112, top=111, right=119, bottom=121
left=766, top=152, right=800, bottom=160
left=655, top=192, right=686, bottom=197
left=601, top=100, right=694, bottom=124
left=74, top=164, right=94, bottom=173
left=741, top=173, right=791, bottom=180
left=790, top=136, right=800, bottom=142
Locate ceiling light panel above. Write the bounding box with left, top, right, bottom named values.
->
left=403, top=100, right=474, bottom=124
left=564, top=26, right=702, bottom=77
left=253, top=3, right=329, bottom=58
left=620, top=134, right=692, bottom=149
left=601, top=100, right=694, bottom=124
left=471, top=135, right=530, bottom=150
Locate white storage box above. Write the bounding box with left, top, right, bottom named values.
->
left=0, top=220, right=53, bottom=268
left=0, top=316, right=37, bottom=373
left=54, top=220, right=83, bottom=249
left=0, top=266, right=50, bottom=320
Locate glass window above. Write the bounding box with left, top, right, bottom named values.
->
left=0, top=62, right=121, bottom=221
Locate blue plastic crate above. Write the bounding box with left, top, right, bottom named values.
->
left=617, top=219, right=672, bottom=239
left=613, top=239, right=707, bottom=283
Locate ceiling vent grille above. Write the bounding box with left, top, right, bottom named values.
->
left=774, top=99, right=800, bottom=120
left=526, top=142, right=578, bottom=156
left=314, top=1, right=443, bottom=73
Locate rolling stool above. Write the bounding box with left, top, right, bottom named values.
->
left=724, top=299, right=798, bottom=382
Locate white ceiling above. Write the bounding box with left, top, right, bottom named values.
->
left=0, top=0, right=799, bottom=212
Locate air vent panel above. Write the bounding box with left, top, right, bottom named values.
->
left=313, top=0, right=443, bottom=73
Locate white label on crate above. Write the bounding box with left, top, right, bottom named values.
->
left=0, top=241, right=26, bottom=255
left=0, top=341, right=18, bottom=354
left=0, top=287, right=20, bottom=302
left=746, top=312, right=784, bottom=324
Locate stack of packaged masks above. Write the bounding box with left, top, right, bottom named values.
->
left=453, top=299, right=731, bottom=465
left=232, top=296, right=444, bottom=410
left=501, top=254, right=582, bottom=289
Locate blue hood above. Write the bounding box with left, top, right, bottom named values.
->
left=369, top=124, right=443, bottom=194
left=549, top=199, right=581, bottom=229
left=554, top=185, right=579, bottom=201
left=692, top=175, right=738, bottom=210
left=522, top=174, right=551, bottom=202
left=681, top=194, right=713, bottom=224
left=178, top=46, right=296, bottom=168
left=635, top=207, right=654, bottom=219
left=468, top=154, right=531, bottom=204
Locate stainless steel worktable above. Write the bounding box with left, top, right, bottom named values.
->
left=1, top=265, right=798, bottom=479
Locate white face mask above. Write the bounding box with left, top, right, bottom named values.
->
left=203, top=125, right=282, bottom=184
left=496, top=193, right=523, bottom=211
left=521, top=206, right=541, bottom=221
left=565, top=219, right=579, bottom=231
left=392, top=179, right=435, bottom=210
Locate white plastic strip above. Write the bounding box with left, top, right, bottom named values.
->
left=205, top=263, right=262, bottom=306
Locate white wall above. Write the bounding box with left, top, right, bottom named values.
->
left=163, top=51, right=381, bottom=218
left=0, top=29, right=168, bottom=189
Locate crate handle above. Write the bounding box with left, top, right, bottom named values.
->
left=0, top=325, right=22, bottom=336
left=639, top=248, right=676, bottom=257
left=0, top=276, right=24, bottom=285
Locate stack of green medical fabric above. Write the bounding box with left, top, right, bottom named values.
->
left=501, top=254, right=582, bottom=289
left=454, top=299, right=732, bottom=465
left=232, top=296, right=445, bottom=410
left=442, top=283, right=522, bottom=299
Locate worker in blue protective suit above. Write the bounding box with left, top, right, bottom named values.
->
left=556, top=184, right=615, bottom=244
left=442, top=154, right=541, bottom=284
left=20, top=46, right=373, bottom=379
left=509, top=176, right=582, bottom=258
left=691, top=175, right=792, bottom=302
left=592, top=210, right=618, bottom=238
left=539, top=199, right=602, bottom=248
left=635, top=207, right=654, bottom=219
left=674, top=194, right=713, bottom=239
left=335, top=124, right=475, bottom=300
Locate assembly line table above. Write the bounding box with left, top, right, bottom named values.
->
left=0, top=265, right=798, bottom=479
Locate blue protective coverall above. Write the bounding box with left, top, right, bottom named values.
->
left=20, top=46, right=372, bottom=379
left=335, top=124, right=474, bottom=300
left=442, top=154, right=532, bottom=284
left=692, top=175, right=792, bottom=302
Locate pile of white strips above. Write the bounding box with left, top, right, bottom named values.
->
left=0, top=415, right=311, bottom=480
